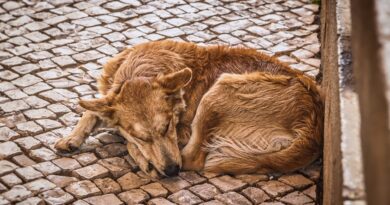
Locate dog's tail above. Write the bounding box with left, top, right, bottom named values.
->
left=98, top=48, right=133, bottom=95
left=204, top=75, right=324, bottom=174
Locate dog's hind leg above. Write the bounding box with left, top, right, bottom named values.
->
left=55, top=111, right=98, bottom=152
left=202, top=131, right=294, bottom=174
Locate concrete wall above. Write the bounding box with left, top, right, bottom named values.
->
left=351, top=0, right=390, bottom=204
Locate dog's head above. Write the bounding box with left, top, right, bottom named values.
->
left=80, top=68, right=192, bottom=177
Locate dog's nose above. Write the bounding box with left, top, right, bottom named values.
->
left=164, top=164, right=180, bottom=176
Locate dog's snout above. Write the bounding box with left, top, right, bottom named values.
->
left=164, top=164, right=180, bottom=176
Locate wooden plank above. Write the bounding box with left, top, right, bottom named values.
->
left=320, top=0, right=343, bottom=203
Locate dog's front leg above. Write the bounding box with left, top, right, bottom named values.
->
left=126, top=143, right=159, bottom=178
left=55, top=111, right=98, bottom=151
left=181, top=124, right=207, bottom=171
left=181, top=107, right=210, bottom=171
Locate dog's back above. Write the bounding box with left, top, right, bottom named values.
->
left=98, top=40, right=304, bottom=96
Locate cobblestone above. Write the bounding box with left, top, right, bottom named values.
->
left=141, top=182, right=169, bottom=198
left=0, top=160, right=19, bottom=175
left=2, top=185, right=33, bottom=202
left=65, top=180, right=101, bottom=199
left=24, top=96, right=50, bottom=109
left=51, top=56, right=77, bottom=67
left=16, top=121, right=43, bottom=134
left=209, top=175, right=247, bottom=192
left=0, top=127, right=19, bottom=142
left=0, top=0, right=321, bottom=203
left=15, top=197, right=43, bottom=205
left=168, top=189, right=203, bottom=205
left=242, top=187, right=270, bottom=204
left=0, top=100, right=30, bottom=112
left=46, top=174, right=78, bottom=188
left=0, top=141, right=22, bottom=159
left=41, top=187, right=74, bottom=205
left=53, top=157, right=82, bottom=173
left=1, top=173, right=22, bottom=187
left=12, top=74, right=42, bottom=87
left=214, top=191, right=252, bottom=205
left=280, top=191, right=313, bottom=204
left=0, top=114, right=25, bottom=129
left=118, top=189, right=150, bottom=204
left=303, top=184, right=317, bottom=200
left=0, top=71, right=18, bottom=81
left=0, top=184, right=7, bottom=193
left=201, top=200, right=224, bottom=205
left=260, top=180, right=294, bottom=197
left=47, top=103, right=71, bottom=114
left=31, top=164, right=58, bottom=178
left=23, top=82, right=52, bottom=95
left=189, top=183, right=220, bottom=201
left=84, top=194, right=124, bottom=205
left=15, top=166, right=43, bottom=182
left=97, top=157, right=130, bottom=178
left=36, top=119, right=62, bottom=130
left=94, top=177, right=121, bottom=194
left=179, top=171, right=207, bottom=185
left=24, top=178, right=56, bottom=194
left=73, top=50, right=105, bottom=63
left=12, top=154, right=36, bottom=167
left=148, top=197, right=176, bottom=205
left=160, top=176, right=191, bottom=193
left=236, top=174, right=269, bottom=185
left=1, top=57, right=28, bottom=67
left=278, top=173, right=314, bottom=189
left=73, top=152, right=98, bottom=166
left=29, top=147, right=58, bottom=161
left=117, top=172, right=150, bottom=191
left=73, top=163, right=109, bottom=180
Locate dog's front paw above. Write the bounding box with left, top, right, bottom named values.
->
left=55, top=135, right=83, bottom=152
left=181, top=149, right=196, bottom=170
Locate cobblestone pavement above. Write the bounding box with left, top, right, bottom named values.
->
left=0, top=0, right=321, bottom=204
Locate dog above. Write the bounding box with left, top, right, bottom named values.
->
left=55, top=40, right=324, bottom=178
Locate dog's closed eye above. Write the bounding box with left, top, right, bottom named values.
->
left=134, top=135, right=152, bottom=143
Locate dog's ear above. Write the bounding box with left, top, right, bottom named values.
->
left=156, top=68, right=192, bottom=92
left=79, top=97, right=114, bottom=113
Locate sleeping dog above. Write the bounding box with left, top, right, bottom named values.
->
left=55, top=40, right=324, bottom=178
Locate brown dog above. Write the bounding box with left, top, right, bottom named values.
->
left=55, top=40, right=323, bottom=177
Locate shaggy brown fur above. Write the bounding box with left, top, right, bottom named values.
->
left=55, top=40, right=324, bottom=177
